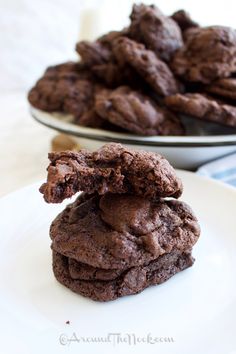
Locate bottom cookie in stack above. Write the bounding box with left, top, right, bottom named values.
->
left=50, top=193, right=200, bottom=301
left=53, top=249, right=194, bottom=302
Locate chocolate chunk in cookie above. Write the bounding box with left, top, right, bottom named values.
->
left=95, top=86, right=184, bottom=135
left=171, top=26, right=236, bottom=83
left=53, top=249, right=194, bottom=301
left=50, top=193, right=200, bottom=269
left=39, top=143, right=183, bottom=203
left=171, top=10, right=199, bottom=33
left=113, top=37, right=180, bottom=96
left=129, top=4, right=183, bottom=61
left=205, top=78, right=236, bottom=100
left=165, top=93, right=236, bottom=127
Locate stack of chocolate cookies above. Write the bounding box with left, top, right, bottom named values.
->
left=28, top=3, right=236, bottom=136
left=40, top=143, right=200, bottom=301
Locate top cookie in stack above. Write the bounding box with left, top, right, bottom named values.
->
left=40, top=142, right=183, bottom=203
left=28, top=3, right=236, bottom=135
left=40, top=143, right=200, bottom=301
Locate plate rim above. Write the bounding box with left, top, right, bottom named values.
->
left=1, top=170, right=236, bottom=354
left=30, top=106, right=236, bottom=148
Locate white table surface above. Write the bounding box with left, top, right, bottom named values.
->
left=0, top=92, right=54, bottom=197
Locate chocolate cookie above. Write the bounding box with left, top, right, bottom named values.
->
left=28, top=63, right=95, bottom=118
left=98, top=29, right=129, bottom=48
left=78, top=108, right=123, bottom=131
left=206, top=78, right=236, bottom=100
left=68, top=248, right=185, bottom=281
left=53, top=249, right=194, bottom=301
left=165, top=93, right=236, bottom=127
left=28, top=75, right=66, bottom=112
left=95, top=86, right=185, bottom=135
left=113, top=37, right=180, bottom=96
left=62, top=80, right=95, bottom=118
left=50, top=193, right=200, bottom=269
left=43, top=61, right=92, bottom=80
left=129, top=4, right=183, bottom=61
left=76, top=40, right=113, bottom=66
left=91, top=62, right=143, bottom=88
left=39, top=143, right=183, bottom=203
left=91, top=63, right=124, bottom=87
left=68, top=257, right=124, bottom=281
left=76, top=29, right=128, bottom=68
left=171, top=10, right=199, bottom=33
left=77, top=109, right=105, bottom=128
left=171, top=26, right=236, bottom=83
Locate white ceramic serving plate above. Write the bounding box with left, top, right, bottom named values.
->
left=0, top=171, right=236, bottom=354
left=31, top=107, right=236, bottom=169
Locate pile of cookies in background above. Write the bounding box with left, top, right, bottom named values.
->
left=40, top=143, right=200, bottom=301
left=28, top=3, right=236, bottom=137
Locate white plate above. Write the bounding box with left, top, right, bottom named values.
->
left=0, top=171, right=236, bottom=354
left=31, top=107, right=236, bottom=169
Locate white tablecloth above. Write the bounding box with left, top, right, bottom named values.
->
left=0, top=93, right=54, bottom=197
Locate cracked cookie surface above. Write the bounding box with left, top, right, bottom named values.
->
left=40, top=143, right=183, bottom=203
left=95, top=86, right=184, bottom=135
left=113, top=37, right=180, bottom=96
left=53, top=249, right=194, bottom=301
left=50, top=193, right=200, bottom=269
left=129, top=4, right=183, bottom=61
left=171, top=26, right=236, bottom=83
left=165, top=93, right=236, bottom=127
